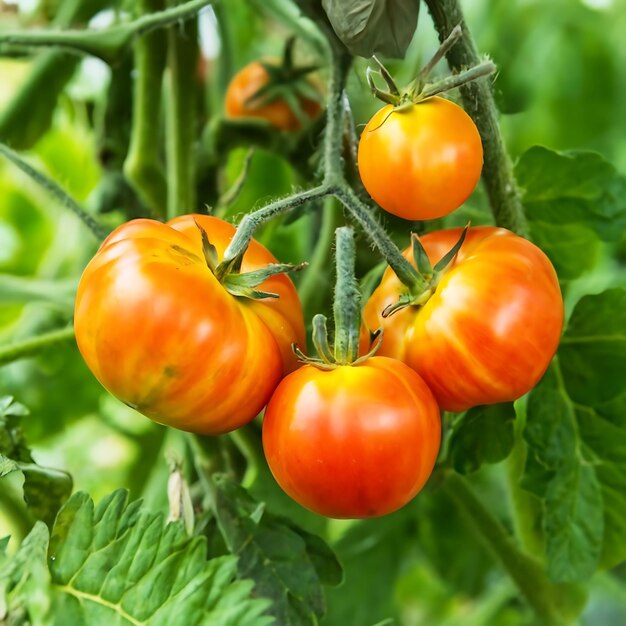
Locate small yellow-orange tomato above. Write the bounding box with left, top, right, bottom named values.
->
left=358, top=97, right=483, bottom=220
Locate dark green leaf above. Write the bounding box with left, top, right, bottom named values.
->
left=213, top=474, right=342, bottom=625
left=523, top=289, right=626, bottom=579
left=321, top=0, right=420, bottom=58
left=0, top=490, right=272, bottom=626
left=528, top=222, right=601, bottom=282
left=448, top=403, right=516, bottom=474
left=516, top=147, right=626, bottom=242
left=21, top=464, right=73, bottom=527
left=0, top=396, right=71, bottom=526
left=544, top=462, right=603, bottom=583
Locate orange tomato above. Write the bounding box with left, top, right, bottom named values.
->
left=363, top=227, right=563, bottom=411
left=74, top=215, right=304, bottom=435
left=357, top=97, right=483, bottom=220
left=262, top=357, right=441, bottom=518
left=225, top=60, right=322, bottom=132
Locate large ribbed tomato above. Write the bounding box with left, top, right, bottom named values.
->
left=74, top=215, right=305, bottom=435
left=363, top=227, right=563, bottom=412
left=262, top=357, right=441, bottom=519
left=357, top=97, right=483, bottom=220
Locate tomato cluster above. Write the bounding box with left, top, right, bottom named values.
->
left=74, top=56, right=564, bottom=521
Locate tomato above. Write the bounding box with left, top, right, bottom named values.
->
left=357, top=97, right=483, bottom=220
left=74, top=214, right=305, bottom=435
left=262, top=357, right=441, bottom=518
left=363, top=227, right=563, bottom=412
left=225, top=60, right=322, bottom=132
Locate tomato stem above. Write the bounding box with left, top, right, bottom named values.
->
left=164, top=5, right=199, bottom=218
left=415, top=24, right=462, bottom=87
left=0, top=326, right=76, bottom=367
left=123, top=0, right=167, bottom=220
left=333, top=227, right=360, bottom=364
left=222, top=185, right=329, bottom=263
left=0, top=0, right=212, bottom=64
left=424, top=0, right=528, bottom=235
left=417, top=60, right=496, bottom=101
left=333, top=185, right=426, bottom=293
left=0, top=143, right=108, bottom=240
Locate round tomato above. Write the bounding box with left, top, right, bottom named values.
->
left=357, top=97, right=483, bottom=220
left=225, top=60, right=322, bottom=132
left=74, top=214, right=305, bottom=435
left=363, top=227, right=563, bottom=412
left=262, top=357, right=441, bottom=519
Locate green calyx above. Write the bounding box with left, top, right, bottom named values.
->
left=247, top=37, right=323, bottom=127
left=293, top=314, right=384, bottom=371
left=382, top=226, right=468, bottom=318
left=366, top=25, right=496, bottom=109
left=195, top=219, right=305, bottom=300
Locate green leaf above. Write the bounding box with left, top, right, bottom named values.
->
left=212, top=474, right=342, bottom=626
left=448, top=403, right=516, bottom=474
left=523, top=289, right=626, bottom=580
left=527, top=222, right=601, bottom=282
left=321, top=0, right=420, bottom=58
left=0, top=490, right=272, bottom=626
left=0, top=395, right=72, bottom=526
left=516, top=147, right=626, bottom=243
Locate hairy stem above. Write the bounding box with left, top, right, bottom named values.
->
left=333, top=227, right=360, bottom=364
left=424, top=0, right=527, bottom=235
left=165, top=8, right=199, bottom=218
left=0, top=143, right=107, bottom=240
left=222, top=186, right=329, bottom=262
left=0, top=327, right=76, bottom=367
left=124, top=0, right=168, bottom=219
left=334, top=184, right=423, bottom=292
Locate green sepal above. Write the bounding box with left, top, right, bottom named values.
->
left=311, top=314, right=335, bottom=365
left=195, top=219, right=219, bottom=273
left=382, top=292, right=414, bottom=318
left=433, top=224, right=469, bottom=273
left=411, top=232, right=433, bottom=278
left=223, top=262, right=307, bottom=300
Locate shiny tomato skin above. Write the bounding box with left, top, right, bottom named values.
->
left=75, top=214, right=305, bottom=435
left=225, top=60, right=322, bottom=132
left=262, top=357, right=441, bottom=519
left=363, top=227, right=564, bottom=412
left=357, top=97, right=483, bottom=220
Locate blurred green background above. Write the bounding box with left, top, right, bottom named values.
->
left=1, top=0, right=626, bottom=624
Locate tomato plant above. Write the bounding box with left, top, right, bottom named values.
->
left=363, top=227, right=563, bottom=411
left=263, top=356, right=441, bottom=518
left=358, top=97, right=483, bottom=220
left=1, top=0, right=625, bottom=625
left=75, top=214, right=304, bottom=435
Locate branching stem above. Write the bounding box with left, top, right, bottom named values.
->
left=424, top=0, right=527, bottom=235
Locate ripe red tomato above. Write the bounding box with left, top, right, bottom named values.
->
left=363, top=227, right=563, bottom=412
left=262, top=357, right=441, bottom=518
left=357, top=97, right=483, bottom=220
left=225, top=60, right=322, bottom=132
left=74, top=215, right=305, bottom=435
